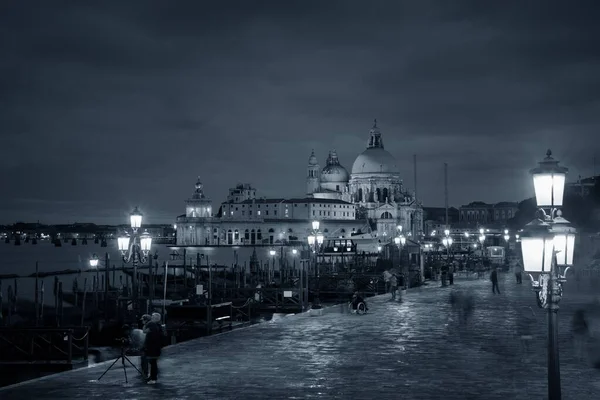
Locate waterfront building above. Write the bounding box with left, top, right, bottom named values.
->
left=458, top=201, right=518, bottom=226
left=175, top=120, right=423, bottom=247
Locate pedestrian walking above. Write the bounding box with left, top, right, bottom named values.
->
left=572, top=309, right=589, bottom=361
left=390, top=274, right=398, bottom=300
left=514, top=261, right=523, bottom=284
left=490, top=267, right=500, bottom=294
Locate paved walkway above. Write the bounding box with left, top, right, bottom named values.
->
left=2, top=273, right=600, bottom=399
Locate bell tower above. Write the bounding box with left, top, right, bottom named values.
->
left=306, top=149, right=321, bottom=195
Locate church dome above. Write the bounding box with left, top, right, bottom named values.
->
left=321, top=150, right=349, bottom=183
left=351, top=120, right=399, bottom=175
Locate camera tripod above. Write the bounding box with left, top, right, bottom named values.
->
left=97, top=341, right=145, bottom=384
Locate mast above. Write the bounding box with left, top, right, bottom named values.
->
left=413, top=154, right=418, bottom=201
left=444, top=163, right=449, bottom=228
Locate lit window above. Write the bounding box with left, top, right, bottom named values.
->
left=258, top=211, right=261, bottom=216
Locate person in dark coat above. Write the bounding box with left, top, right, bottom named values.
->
left=490, top=267, right=500, bottom=294
left=143, top=312, right=164, bottom=384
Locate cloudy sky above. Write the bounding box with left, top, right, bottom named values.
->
left=1, top=0, right=598, bottom=224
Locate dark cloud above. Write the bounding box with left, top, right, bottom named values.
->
left=1, top=0, right=599, bottom=224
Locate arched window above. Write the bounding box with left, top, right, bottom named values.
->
left=244, top=229, right=250, bottom=240
left=257, top=229, right=262, bottom=241
left=234, top=229, right=239, bottom=241
left=341, top=229, right=346, bottom=233
left=227, top=229, right=233, bottom=245
left=324, top=229, right=329, bottom=233
left=382, top=188, right=389, bottom=202
left=381, top=212, right=393, bottom=219
left=358, top=188, right=363, bottom=202
left=268, top=228, right=275, bottom=233
left=250, top=229, right=256, bottom=245
left=376, top=188, right=382, bottom=202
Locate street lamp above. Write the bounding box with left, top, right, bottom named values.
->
left=118, top=206, right=152, bottom=316
left=479, top=235, right=485, bottom=258
left=89, top=254, right=99, bottom=268
left=551, top=212, right=575, bottom=267
left=531, top=149, right=568, bottom=208
left=269, top=249, right=276, bottom=283
left=307, top=221, right=324, bottom=308
left=504, top=234, right=510, bottom=242
left=521, top=149, right=573, bottom=400
left=444, top=229, right=450, bottom=237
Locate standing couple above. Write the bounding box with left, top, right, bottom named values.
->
left=137, top=312, right=166, bottom=384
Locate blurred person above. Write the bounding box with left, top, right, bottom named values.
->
left=389, top=274, right=398, bottom=300
left=517, top=307, right=536, bottom=361
left=490, top=267, right=500, bottom=294
left=572, top=309, right=589, bottom=361
left=514, top=261, right=523, bottom=284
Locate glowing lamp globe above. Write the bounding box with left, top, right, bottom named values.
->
left=312, top=220, right=320, bottom=230
left=397, top=225, right=403, bottom=232
left=117, top=235, right=130, bottom=252
left=316, top=235, right=324, bottom=245
left=130, top=207, right=143, bottom=229
left=447, top=238, right=453, bottom=246
left=464, top=232, right=470, bottom=238
left=307, top=235, right=315, bottom=245
left=479, top=228, right=484, bottom=235
left=530, top=149, right=568, bottom=207
left=89, top=254, right=99, bottom=268
left=504, top=234, right=510, bottom=242
left=400, top=236, right=406, bottom=246
left=292, top=249, right=298, bottom=255
left=269, top=250, right=276, bottom=256
left=394, top=237, right=400, bottom=245
left=551, top=212, right=576, bottom=266
left=520, top=218, right=554, bottom=274
left=442, top=238, right=448, bottom=246
left=479, top=235, right=485, bottom=244
left=140, top=231, right=152, bottom=254
left=377, top=246, right=382, bottom=252
left=444, top=229, right=450, bottom=236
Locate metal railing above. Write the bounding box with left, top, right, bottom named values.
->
left=0, top=327, right=89, bottom=364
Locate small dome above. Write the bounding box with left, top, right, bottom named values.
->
left=308, top=149, right=318, bottom=166
left=321, top=150, right=349, bottom=183
left=321, top=165, right=350, bottom=182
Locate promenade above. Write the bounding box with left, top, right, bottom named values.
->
left=2, top=273, right=600, bottom=399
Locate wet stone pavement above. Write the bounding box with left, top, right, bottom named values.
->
left=2, top=273, right=600, bottom=400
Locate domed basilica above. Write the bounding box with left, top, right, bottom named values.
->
left=306, top=120, right=423, bottom=238
left=175, top=120, right=422, bottom=247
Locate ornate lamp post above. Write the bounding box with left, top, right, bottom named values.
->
left=521, top=150, right=573, bottom=400
left=117, top=207, right=153, bottom=317
left=307, top=221, right=324, bottom=308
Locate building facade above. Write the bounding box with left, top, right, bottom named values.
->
left=458, top=201, right=518, bottom=226
left=176, top=120, right=423, bottom=247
